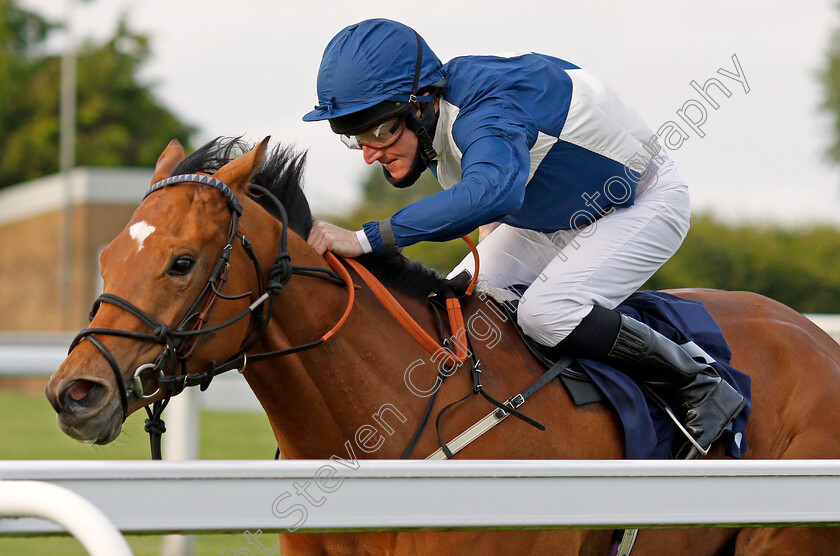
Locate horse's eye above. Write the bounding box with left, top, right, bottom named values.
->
left=168, top=256, right=195, bottom=276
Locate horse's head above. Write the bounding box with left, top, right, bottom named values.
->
left=45, top=138, right=275, bottom=444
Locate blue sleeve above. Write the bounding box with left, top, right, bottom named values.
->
left=373, top=100, right=534, bottom=248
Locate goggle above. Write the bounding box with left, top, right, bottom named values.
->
left=340, top=118, right=405, bottom=150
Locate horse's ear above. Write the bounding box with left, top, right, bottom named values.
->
left=151, top=139, right=186, bottom=184
left=214, top=137, right=270, bottom=193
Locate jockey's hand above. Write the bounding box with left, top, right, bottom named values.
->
left=307, top=220, right=364, bottom=257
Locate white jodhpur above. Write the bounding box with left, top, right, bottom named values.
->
left=448, top=152, right=691, bottom=347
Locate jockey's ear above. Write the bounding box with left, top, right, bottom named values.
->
left=151, top=139, right=186, bottom=184
left=214, top=137, right=270, bottom=193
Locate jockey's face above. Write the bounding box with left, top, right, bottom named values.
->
left=360, top=123, right=418, bottom=179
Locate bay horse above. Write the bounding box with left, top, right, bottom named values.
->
left=46, top=137, right=840, bottom=555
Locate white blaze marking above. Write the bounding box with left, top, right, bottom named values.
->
left=129, top=221, right=156, bottom=252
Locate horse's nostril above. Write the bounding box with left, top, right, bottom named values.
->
left=61, top=380, right=106, bottom=412
left=68, top=380, right=92, bottom=402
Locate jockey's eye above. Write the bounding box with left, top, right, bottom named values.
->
left=168, top=256, right=195, bottom=276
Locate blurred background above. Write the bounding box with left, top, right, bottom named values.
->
left=3, top=0, right=840, bottom=553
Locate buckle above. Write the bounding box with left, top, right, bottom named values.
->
left=132, top=363, right=164, bottom=401
left=509, top=394, right=525, bottom=409
left=472, top=360, right=483, bottom=393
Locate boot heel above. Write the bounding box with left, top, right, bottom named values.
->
left=678, top=382, right=746, bottom=459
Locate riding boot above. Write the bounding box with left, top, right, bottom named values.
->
left=607, top=314, right=746, bottom=457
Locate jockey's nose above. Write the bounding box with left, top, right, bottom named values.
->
left=361, top=145, right=383, bottom=164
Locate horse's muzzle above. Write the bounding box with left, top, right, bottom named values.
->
left=46, top=375, right=123, bottom=444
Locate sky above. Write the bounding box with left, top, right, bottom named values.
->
left=19, top=0, right=840, bottom=226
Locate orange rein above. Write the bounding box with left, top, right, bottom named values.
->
left=330, top=236, right=479, bottom=364
left=320, top=251, right=355, bottom=341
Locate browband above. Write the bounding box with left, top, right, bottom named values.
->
left=145, top=173, right=242, bottom=215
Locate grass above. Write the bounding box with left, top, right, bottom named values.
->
left=0, top=387, right=280, bottom=555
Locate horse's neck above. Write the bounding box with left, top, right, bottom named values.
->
left=244, top=235, right=433, bottom=460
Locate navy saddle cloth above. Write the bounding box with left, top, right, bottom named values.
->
left=517, top=290, right=751, bottom=460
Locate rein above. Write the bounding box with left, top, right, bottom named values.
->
left=341, top=236, right=478, bottom=365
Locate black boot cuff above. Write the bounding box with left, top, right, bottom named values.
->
left=609, top=315, right=651, bottom=363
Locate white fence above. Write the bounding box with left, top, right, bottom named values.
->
left=2, top=460, right=840, bottom=535
left=0, top=480, right=131, bottom=555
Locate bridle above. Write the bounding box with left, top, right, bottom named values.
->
left=68, top=173, right=353, bottom=457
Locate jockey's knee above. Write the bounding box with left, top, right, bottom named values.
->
left=516, top=299, right=590, bottom=347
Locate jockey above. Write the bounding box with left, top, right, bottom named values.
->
left=303, top=18, right=745, bottom=457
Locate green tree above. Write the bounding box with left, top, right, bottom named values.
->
left=0, top=1, right=195, bottom=189
left=645, top=215, right=840, bottom=313
left=824, top=14, right=840, bottom=164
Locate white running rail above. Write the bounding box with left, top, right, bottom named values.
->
left=2, top=460, right=840, bottom=534
left=0, top=480, right=132, bottom=555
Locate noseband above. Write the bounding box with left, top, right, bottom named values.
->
left=68, top=173, right=351, bottom=457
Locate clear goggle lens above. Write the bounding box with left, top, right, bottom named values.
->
left=340, top=118, right=404, bottom=150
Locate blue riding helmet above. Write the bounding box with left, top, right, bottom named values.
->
left=302, top=19, right=444, bottom=132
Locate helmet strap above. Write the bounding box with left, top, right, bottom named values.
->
left=407, top=100, right=439, bottom=163
left=382, top=32, right=440, bottom=189
left=382, top=144, right=427, bottom=188
left=406, top=31, right=438, bottom=164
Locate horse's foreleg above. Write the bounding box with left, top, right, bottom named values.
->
left=631, top=527, right=736, bottom=555
left=279, top=532, right=397, bottom=555
left=733, top=526, right=840, bottom=556
left=393, top=530, right=595, bottom=555
left=734, top=429, right=840, bottom=555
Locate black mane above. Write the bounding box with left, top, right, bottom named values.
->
left=172, top=137, right=313, bottom=237
left=172, top=137, right=447, bottom=300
